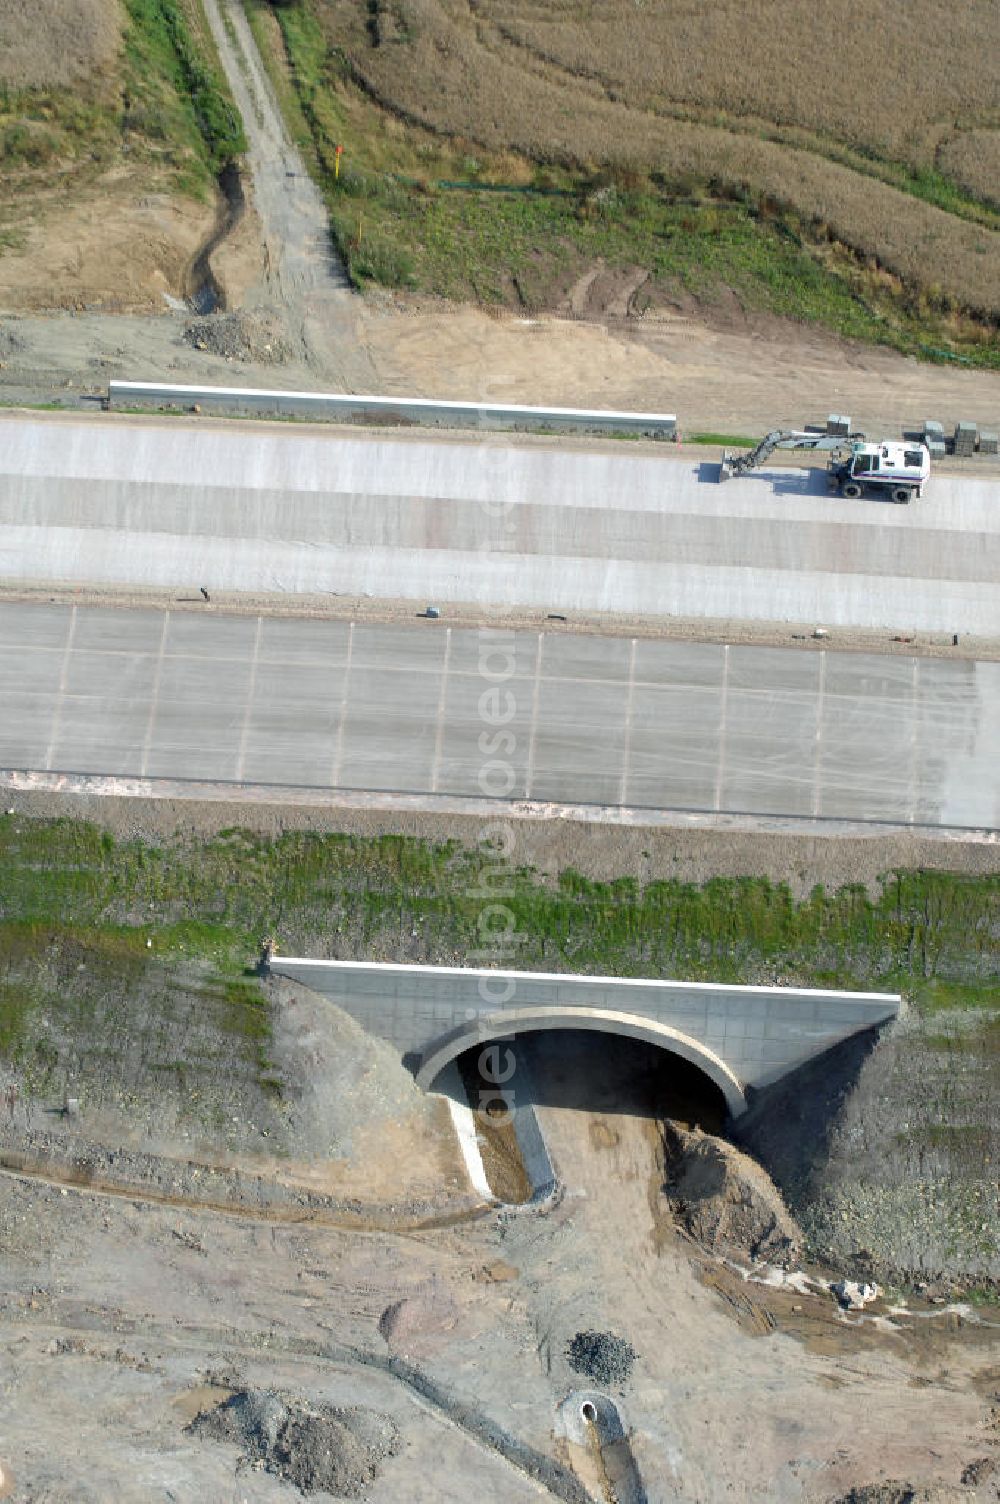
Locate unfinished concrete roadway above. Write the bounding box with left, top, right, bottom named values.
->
left=1, top=601, right=997, bottom=829
left=2, top=412, right=999, bottom=635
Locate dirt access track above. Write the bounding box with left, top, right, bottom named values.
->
left=5, top=280, right=1000, bottom=445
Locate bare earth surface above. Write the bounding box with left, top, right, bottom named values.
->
left=4, top=296, right=1000, bottom=442
left=1, top=1024, right=997, bottom=1503
left=1, top=0, right=998, bottom=436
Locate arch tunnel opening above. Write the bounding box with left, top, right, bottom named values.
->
left=446, top=1027, right=731, bottom=1204
left=417, top=1005, right=745, bottom=1119
left=454, top=1028, right=729, bottom=1132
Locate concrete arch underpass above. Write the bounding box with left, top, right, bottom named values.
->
left=414, top=1007, right=748, bottom=1118
left=266, top=958, right=902, bottom=1119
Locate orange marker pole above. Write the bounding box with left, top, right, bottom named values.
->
left=335, top=144, right=344, bottom=181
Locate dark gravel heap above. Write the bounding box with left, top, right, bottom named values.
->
left=566, top=1330, right=637, bottom=1387
left=191, top=1388, right=401, bottom=1497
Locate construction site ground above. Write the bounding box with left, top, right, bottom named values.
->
left=1, top=5, right=998, bottom=1497
left=0, top=790, right=997, bottom=1500
left=0, top=1009, right=998, bottom=1504
left=4, top=296, right=1000, bottom=445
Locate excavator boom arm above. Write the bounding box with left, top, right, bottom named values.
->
left=720, top=429, right=864, bottom=480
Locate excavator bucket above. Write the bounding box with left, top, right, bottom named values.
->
left=719, top=452, right=734, bottom=482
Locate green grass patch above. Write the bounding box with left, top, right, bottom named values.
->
left=1, top=817, right=997, bottom=1002
left=0, top=0, right=244, bottom=196
left=688, top=432, right=758, bottom=448
left=900, top=1124, right=992, bottom=1150
left=123, top=0, right=246, bottom=174
left=1, top=818, right=995, bottom=1126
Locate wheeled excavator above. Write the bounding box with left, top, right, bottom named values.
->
left=719, top=429, right=931, bottom=502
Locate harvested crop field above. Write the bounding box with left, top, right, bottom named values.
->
left=317, top=0, right=1000, bottom=319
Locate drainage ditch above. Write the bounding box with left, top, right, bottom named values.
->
left=456, top=1049, right=534, bottom=1204
left=183, top=161, right=245, bottom=314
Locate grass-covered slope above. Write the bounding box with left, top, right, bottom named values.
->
left=0, top=0, right=245, bottom=206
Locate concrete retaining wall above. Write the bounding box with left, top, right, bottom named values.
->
left=107, top=381, right=678, bottom=440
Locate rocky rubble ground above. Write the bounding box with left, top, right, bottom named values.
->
left=183, top=311, right=292, bottom=364
left=191, top=1389, right=401, bottom=1497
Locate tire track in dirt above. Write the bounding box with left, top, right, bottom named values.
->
left=0, top=1150, right=490, bottom=1234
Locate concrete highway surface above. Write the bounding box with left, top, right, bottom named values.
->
left=1, top=602, right=997, bottom=828
left=2, top=414, right=999, bottom=634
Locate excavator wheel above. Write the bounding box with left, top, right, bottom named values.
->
left=891, top=487, right=910, bottom=504
left=842, top=481, right=862, bottom=499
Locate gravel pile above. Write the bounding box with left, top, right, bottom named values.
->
left=191, top=1389, right=401, bottom=1496
left=566, top=1330, right=636, bottom=1387
left=184, top=311, right=291, bottom=364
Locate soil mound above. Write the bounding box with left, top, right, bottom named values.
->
left=184, top=311, right=291, bottom=364
left=191, top=1388, right=401, bottom=1496
left=663, top=1124, right=802, bottom=1266
left=379, top=1283, right=459, bottom=1356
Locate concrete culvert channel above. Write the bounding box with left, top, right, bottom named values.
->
left=558, top=1391, right=647, bottom=1504
left=455, top=1047, right=535, bottom=1205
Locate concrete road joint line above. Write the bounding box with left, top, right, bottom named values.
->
left=235, top=614, right=263, bottom=782
left=3, top=767, right=997, bottom=840
left=714, top=642, right=730, bottom=812
left=811, top=649, right=826, bottom=819
left=430, top=626, right=452, bottom=795
left=617, top=636, right=638, bottom=806
left=330, top=620, right=354, bottom=786
left=524, top=633, right=545, bottom=800
left=43, top=604, right=77, bottom=772
left=908, top=654, right=921, bottom=826
left=139, top=609, right=170, bottom=778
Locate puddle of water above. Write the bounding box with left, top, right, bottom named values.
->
left=171, top=1383, right=234, bottom=1422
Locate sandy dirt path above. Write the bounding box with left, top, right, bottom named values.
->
left=199, top=0, right=377, bottom=390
